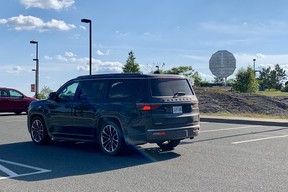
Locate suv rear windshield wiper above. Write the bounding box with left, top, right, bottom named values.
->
left=173, top=92, right=186, bottom=97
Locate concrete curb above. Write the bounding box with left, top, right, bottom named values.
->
left=201, top=115, right=288, bottom=127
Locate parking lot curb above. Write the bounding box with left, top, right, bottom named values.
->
left=201, top=115, right=288, bottom=127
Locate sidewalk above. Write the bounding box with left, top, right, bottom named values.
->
left=201, top=115, right=288, bottom=127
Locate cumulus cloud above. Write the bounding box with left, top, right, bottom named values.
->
left=45, top=52, right=123, bottom=73
left=0, top=15, right=75, bottom=32
left=20, top=0, right=75, bottom=10
left=77, top=60, right=123, bottom=73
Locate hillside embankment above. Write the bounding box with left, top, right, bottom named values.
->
left=195, top=87, right=288, bottom=117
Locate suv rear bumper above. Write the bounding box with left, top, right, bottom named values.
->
left=146, top=124, right=200, bottom=142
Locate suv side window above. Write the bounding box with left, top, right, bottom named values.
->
left=58, top=82, right=79, bottom=101
left=108, top=79, right=139, bottom=99
left=79, top=80, right=106, bottom=101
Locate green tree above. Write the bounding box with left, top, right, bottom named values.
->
left=274, top=64, right=286, bottom=89
left=258, top=64, right=286, bottom=90
left=38, top=86, right=53, bottom=99
left=258, top=66, right=272, bottom=90
left=232, top=66, right=259, bottom=93
left=162, top=66, right=202, bottom=86
left=122, top=51, right=140, bottom=73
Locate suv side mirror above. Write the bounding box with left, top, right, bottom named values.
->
left=48, top=92, right=57, bottom=100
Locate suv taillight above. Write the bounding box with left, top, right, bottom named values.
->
left=137, top=104, right=161, bottom=111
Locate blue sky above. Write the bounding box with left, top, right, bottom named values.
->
left=1, top=0, right=288, bottom=96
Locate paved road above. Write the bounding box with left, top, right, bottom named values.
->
left=1, top=114, right=288, bottom=192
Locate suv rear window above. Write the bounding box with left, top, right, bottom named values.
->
left=151, top=79, right=193, bottom=97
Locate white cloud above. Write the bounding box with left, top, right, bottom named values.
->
left=0, top=19, right=7, bottom=24
left=55, top=54, right=69, bottom=62
left=96, top=50, right=110, bottom=56
left=0, top=15, right=76, bottom=32
left=44, top=56, right=53, bottom=60
left=44, top=52, right=123, bottom=73
left=96, top=50, right=105, bottom=56
left=79, top=25, right=86, bottom=30
left=76, top=61, right=123, bottom=74
left=64, top=52, right=76, bottom=57
left=3, top=65, right=30, bottom=74
left=115, top=30, right=129, bottom=37
left=20, top=0, right=75, bottom=10
left=256, top=53, right=265, bottom=59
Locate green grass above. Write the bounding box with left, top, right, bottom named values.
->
left=199, top=87, right=288, bottom=97
left=256, top=90, right=288, bottom=97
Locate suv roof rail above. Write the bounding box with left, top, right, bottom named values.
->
left=76, top=73, right=185, bottom=80
left=77, top=73, right=143, bottom=79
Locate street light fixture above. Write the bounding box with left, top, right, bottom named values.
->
left=253, top=58, right=256, bottom=76
left=81, top=18, right=92, bottom=75
left=30, top=40, right=39, bottom=99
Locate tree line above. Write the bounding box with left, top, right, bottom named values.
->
left=232, top=64, right=287, bottom=93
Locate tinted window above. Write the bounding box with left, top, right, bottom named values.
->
left=151, top=79, right=193, bottom=97
left=79, top=80, right=105, bottom=101
left=108, top=79, right=139, bottom=99
left=58, top=82, right=79, bottom=101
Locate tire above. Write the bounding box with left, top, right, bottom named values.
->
left=99, top=121, right=125, bottom=156
left=156, top=139, right=181, bottom=150
left=30, top=117, right=51, bottom=145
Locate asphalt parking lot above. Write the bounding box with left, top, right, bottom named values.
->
left=1, top=114, right=288, bottom=192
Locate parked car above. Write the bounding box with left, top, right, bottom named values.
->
left=0, top=87, right=37, bottom=115
left=27, top=73, right=200, bottom=155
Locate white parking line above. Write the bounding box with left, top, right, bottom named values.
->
left=0, top=159, right=51, bottom=180
left=5, top=119, right=26, bottom=123
left=201, top=125, right=262, bottom=133
left=232, top=134, right=288, bottom=145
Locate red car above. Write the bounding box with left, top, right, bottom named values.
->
left=0, top=87, right=37, bottom=114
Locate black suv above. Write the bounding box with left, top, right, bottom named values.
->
left=27, top=73, right=200, bottom=155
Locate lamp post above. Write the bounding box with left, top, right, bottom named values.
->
left=81, top=18, right=92, bottom=75
left=30, top=40, right=39, bottom=99
left=253, top=58, right=256, bottom=76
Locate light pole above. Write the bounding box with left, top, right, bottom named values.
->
left=81, top=18, right=92, bottom=75
left=30, top=40, right=39, bottom=99
left=253, top=58, right=256, bottom=76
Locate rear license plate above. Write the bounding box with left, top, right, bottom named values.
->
left=173, top=106, right=182, bottom=114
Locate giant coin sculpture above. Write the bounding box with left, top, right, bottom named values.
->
left=209, top=50, right=236, bottom=79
